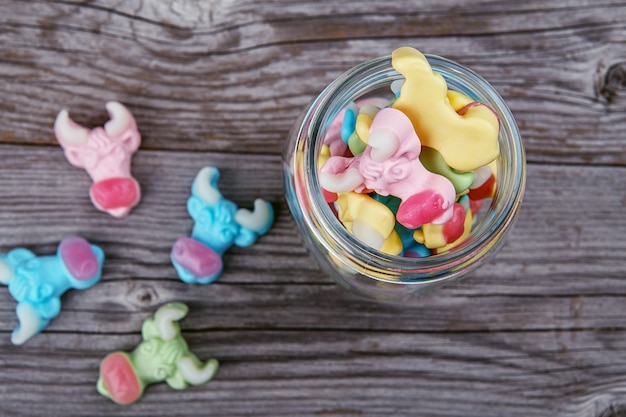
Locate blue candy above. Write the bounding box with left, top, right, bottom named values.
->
left=341, top=106, right=357, bottom=144
left=0, top=237, right=104, bottom=345
left=171, top=166, right=274, bottom=284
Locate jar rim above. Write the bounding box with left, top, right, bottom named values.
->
left=293, top=52, right=526, bottom=283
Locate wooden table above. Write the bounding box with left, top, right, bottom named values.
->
left=1, top=1, right=625, bottom=416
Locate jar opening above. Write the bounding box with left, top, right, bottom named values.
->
left=286, top=52, right=525, bottom=286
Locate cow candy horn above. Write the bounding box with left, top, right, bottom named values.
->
left=54, top=109, right=89, bottom=145
left=104, top=101, right=133, bottom=137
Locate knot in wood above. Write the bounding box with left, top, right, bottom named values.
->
left=129, top=283, right=160, bottom=307
left=599, top=62, right=626, bottom=104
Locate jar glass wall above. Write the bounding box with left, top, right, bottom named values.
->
left=283, top=52, right=526, bottom=303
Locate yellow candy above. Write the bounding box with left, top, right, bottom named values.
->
left=354, top=104, right=378, bottom=144
left=446, top=90, right=473, bottom=111
left=391, top=46, right=500, bottom=172
left=336, top=192, right=402, bottom=256
left=413, top=224, right=445, bottom=250
left=380, top=229, right=403, bottom=255
left=434, top=205, right=473, bottom=254
left=319, top=144, right=331, bottom=168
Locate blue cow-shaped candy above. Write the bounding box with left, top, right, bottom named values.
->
left=170, top=166, right=274, bottom=284
left=0, top=236, right=105, bottom=345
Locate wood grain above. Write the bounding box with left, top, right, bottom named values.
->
left=1, top=1, right=626, bottom=416
left=1, top=1, right=625, bottom=163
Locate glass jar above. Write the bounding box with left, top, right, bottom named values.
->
left=282, top=51, right=526, bottom=303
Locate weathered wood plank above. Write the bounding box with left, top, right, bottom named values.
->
left=1, top=329, right=626, bottom=417
left=1, top=1, right=625, bottom=164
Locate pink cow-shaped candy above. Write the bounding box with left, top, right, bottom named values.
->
left=319, top=107, right=456, bottom=229
left=54, top=102, right=141, bottom=218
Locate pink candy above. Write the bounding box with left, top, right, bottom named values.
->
left=54, top=102, right=141, bottom=218
left=320, top=107, right=456, bottom=229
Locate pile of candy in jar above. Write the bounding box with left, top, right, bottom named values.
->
left=318, top=46, right=499, bottom=257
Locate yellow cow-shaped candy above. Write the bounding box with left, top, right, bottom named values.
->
left=335, top=192, right=402, bottom=256
left=391, top=46, right=500, bottom=172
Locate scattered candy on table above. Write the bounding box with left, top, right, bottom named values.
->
left=170, top=166, right=274, bottom=284
left=0, top=236, right=105, bottom=345
left=54, top=101, right=142, bottom=218
left=318, top=46, right=502, bottom=257
left=97, top=302, right=219, bottom=405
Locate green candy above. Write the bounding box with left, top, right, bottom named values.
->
left=419, top=147, right=475, bottom=194
left=347, top=131, right=367, bottom=156
left=97, top=302, right=218, bottom=405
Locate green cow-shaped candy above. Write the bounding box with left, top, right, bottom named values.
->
left=97, top=302, right=218, bottom=405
